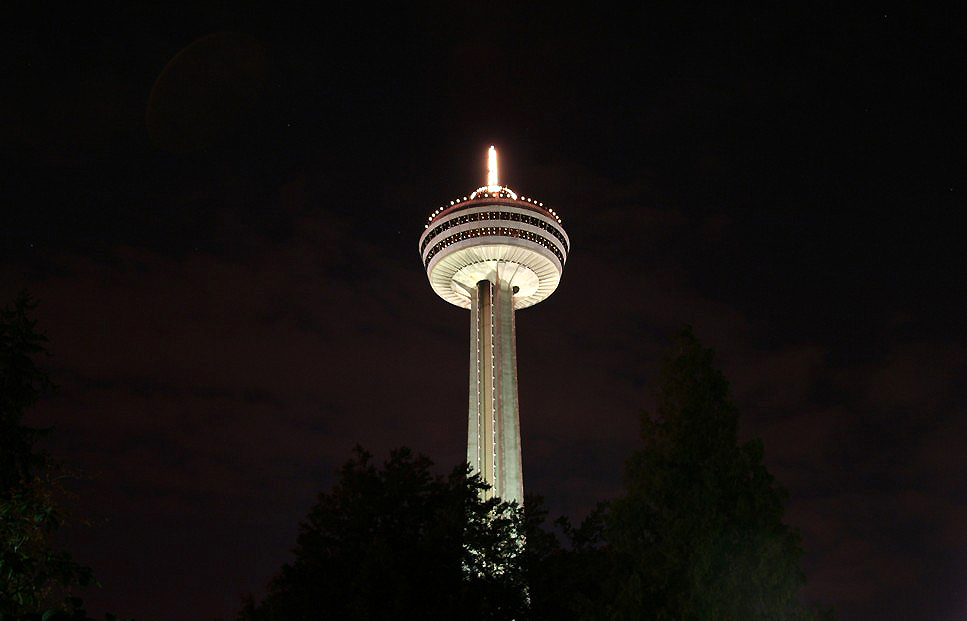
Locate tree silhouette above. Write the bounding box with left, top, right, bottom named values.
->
left=604, top=327, right=828, bottom=620
left=0, top=293, right=96, bottom=618
left=240, top=447, right=529, bottom=620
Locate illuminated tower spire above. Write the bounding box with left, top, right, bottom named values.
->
left=419, top=147, right=569, bottom=505
left=487, top=145, right=499, bottom=188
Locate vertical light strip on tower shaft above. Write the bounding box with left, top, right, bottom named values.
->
left=420, top=147, right=568, bottom=507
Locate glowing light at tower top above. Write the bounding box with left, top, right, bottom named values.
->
left=487, top=145, right=499, bottom=189
left=422, top=146, right=567, bottom=228
left=470, top=145, right=517, bottom=200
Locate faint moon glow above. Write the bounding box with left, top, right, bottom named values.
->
left=146, top=32, right=267, bottom=153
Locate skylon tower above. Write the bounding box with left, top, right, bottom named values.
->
left=419, top=147, right=569, bottom=505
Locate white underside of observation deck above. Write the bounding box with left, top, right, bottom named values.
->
left=426, top=241, right=562, bottom=309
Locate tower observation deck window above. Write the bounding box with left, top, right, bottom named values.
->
left=420, top=210, right=569, bottom=254
left=423, top=226, right=566, bottom=268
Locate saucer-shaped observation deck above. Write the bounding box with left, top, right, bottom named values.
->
left=419, top=148, right=569, bottom=310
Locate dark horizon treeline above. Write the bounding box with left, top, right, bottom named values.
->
left=239, top=328, right=832, bottom=620
left=1, top=294, right=830, bottom=620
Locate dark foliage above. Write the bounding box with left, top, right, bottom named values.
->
left=521, top=499, right=612, bottom=620
left=603, top=327, right=829, bottom=620
left=0, top=294, right=117, bottom=620
left=0, top=293, right=53, bottom=495
left=239, top=447, right=529, bottom=621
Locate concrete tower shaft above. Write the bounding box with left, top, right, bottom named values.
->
left=468, top=275, right=523, bottom=504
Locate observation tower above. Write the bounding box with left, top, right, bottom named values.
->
left=419, top=147, right=569, bottom=505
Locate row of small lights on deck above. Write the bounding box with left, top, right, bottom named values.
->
left=424, top=195, right=563, bottom=228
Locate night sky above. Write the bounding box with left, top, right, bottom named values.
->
left=3, top=4, right=964, bottom=620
